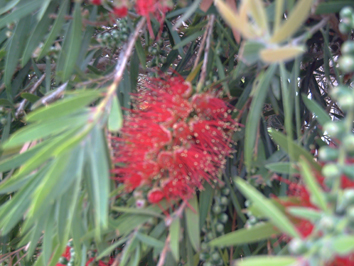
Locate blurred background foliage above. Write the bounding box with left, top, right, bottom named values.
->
left=0, top=0, right=354, bottom=265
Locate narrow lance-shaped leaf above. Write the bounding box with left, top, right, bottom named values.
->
left=209, top=222, right=280, bottom=247
left=185, top=195, right=200, bottom=252
left=299, top=157, right=327, bottom=211
left=235, top=178, right=300, bottom=238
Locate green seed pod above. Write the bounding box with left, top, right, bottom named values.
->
left=330, top=85, right=352, bottom=101
left=211, top=252, right=221, bottom=262
left=206, top=232, right=214, bottom=241
left=288, top=238, right=307, bottom=255
left=342, top=41, right=354, bottom=56
left=220, top=196, right=228, bottom=205
left=212, top=205, right=222, bottom=214
left=342, top=189, right=354, bottom=206
left=218, top=213, right=228, bottom=224
left=199, top=252, right=209, bottom=261
left=201, top=242, right=209, bottom=252
left=339, top=55, right=354, bottom=73
left=340, top=7, right=354, bottom=19
left=322, top=163, right=341, bottom=180
left=215, top=223, right=224, bottom=233
left=59, top=257, right=69, bottom=265
left=343, top=135, right=354, bottom=153
left=221, top=188, right=230, bottom=196
left=323, top=121, right=346, bottom=139
left=342, top=165, right=354, bottom=179
left=161, top=57, right=167, bottom=64
left=339, top=23, right=352, bottom=34
left=121, top=34, right=128, bottom=41
left=318, top=216, right=335, bottom=232
left=0, top=118, right=7, bottom=125
left=318, top=146, right=339, bottom=161
left=338, top=94, right=354, bottom=111
left=151, top=48, right=158, bottom=55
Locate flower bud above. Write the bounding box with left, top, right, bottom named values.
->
left=323, top=121, right=346, bottom=139
left=340, top=7, right=354, bottom=19
left=288, top=238, right=307, bottom=255
left=330, top=85, right=352, bottom=100
left=342, top=41, right=354, bottom=56
left=338, top=94, right=354, bottom=111
left=339, top=55, right=354, bottom=73
left=343, top=135, right=354, bottom=153
left=318, top=146, right=339, bottom=161
left=322, top=163, right=341, bottom=180
left=318, top=216, right=335, bottom=232
left=215, top=223, right=224, bottom=233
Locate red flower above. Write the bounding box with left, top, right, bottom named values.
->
left=112, top=6, right=128, bottom=18
left=112, top=76, right=237, bottom=203
left=91, top=0, right=101, bottom=5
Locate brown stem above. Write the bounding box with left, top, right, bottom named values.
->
left=196, top=15, right=215, bottom=92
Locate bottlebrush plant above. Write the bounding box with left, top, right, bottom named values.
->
left=0, top=0, right=353, bottom=266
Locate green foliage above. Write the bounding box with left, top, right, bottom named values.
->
left=0, top=0, right=352, bottom=265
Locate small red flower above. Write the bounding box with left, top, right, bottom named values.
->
left=91, top=0, right=101, bottom=5
left=112, top=6, right=128, bottom=18
left=112, top=76, right=238, bottom=204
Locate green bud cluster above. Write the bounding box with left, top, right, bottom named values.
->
left=96, top=19, right=130, bottom=49
left=199, top=186, right=230, bottom=266
left=339, top=7, right=354, bottom=34
left=146, top=33, right=169, bottom=75
left=339, top=8, right=354, bottom=73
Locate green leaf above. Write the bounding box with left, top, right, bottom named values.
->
left=20, top=92, right=41, bottom=103
left=26, top=90, right=100, bottom=122
left=86, top=126, right=110, bottom=235
left=0, top=0, right=42, bottom=29
left=108, top=95, right=123, bottom=132
left=136, top=232, right=164, bottom=249
left=265, top=162, right=299, bottom=174
left=269, top=129, right=321, bottom=171
left=135, top=38, right=146, bottom=69
left=43, top=209, right=55, bottom=265
left=199, top=182, right=213, bottom=229
left=56, top=2, right=82, bottom=81
left=4, top=14, right=31, bottom=90
left=235, top=178, right=300, bottom=238
left=96, top=237, right=129, bottom=260
left=240, top=41, right=266, bottom=65
left=21, top=1, right=57, bottom=66
left=3, top=115, right=88, bottom=149
left=38, top=0, right=69, bottom=59
left=332, top=236, right=354, bottom=255
left=233, top=256, right=297, bottom=266
left=209, top=222, right=280, bottom=247
left=173, top=0, right=201, bottom=29
left=0, top=98, right=14, bottom=108
left=173, top=31, right=204, bottom=50
left=315, top=1, right=354, bottom=14
left=169, top=218, right=180, bottom=261
left=0, top=0, right=20, bottom=14
left=301, top=94, right=331, bottom=127
left=298, top=158, right=327, bottom=211
left=245, top=64, right=277, bottom=171
left=185, top=195, right=200, bottom=252
left=111, top=206, right=164, bottom=218
left=287, top=207, right=322, bottom=221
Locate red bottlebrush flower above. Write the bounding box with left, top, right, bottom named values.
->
left=136, top=0, right=157, bottom=17
left=112, top=76, right=237, bottom=204
left=112, top=6, right=128, bottom=17
left=91, top=0, right=101, bottom=5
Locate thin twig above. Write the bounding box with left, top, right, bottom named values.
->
left=192, top=22, right=209, bottom=70
left=292, top=17, right=329, bottom=45
left=196, top=15, right=215, bottom=92
left=156, top=235, right=171, bottom=266
left=15, top=74, right=46, bottom=118
left=30, top=81, right=68, bottom=110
